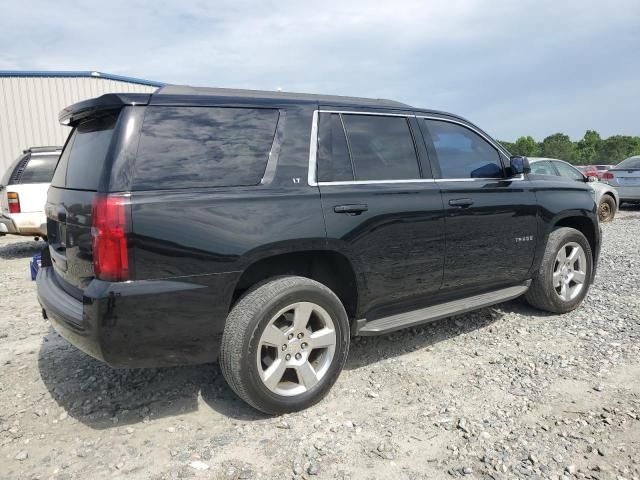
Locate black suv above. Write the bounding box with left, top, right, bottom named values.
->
left=37, top=86, right=600, bottom=414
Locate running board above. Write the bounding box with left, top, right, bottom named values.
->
left=357, top=283, right=530, bottom=336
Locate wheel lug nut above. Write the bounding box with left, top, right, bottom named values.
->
left=285, top=354, right=291, bottom=361
left=301, top=343, right=307, bottom=349
left=282, top=344, right=287, bottom=351
left=295, top=353, right=302, bottom=360
left=297, top=332, right=304, bottom=339
left=288, top=333, right=294, bottom=340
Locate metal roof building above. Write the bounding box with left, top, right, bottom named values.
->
left=0, top=71, right=163, bottom=174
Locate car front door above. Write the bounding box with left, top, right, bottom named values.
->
left=313, top=109, right=445, bottom=315
left=419, top=117, right=538, bottom=293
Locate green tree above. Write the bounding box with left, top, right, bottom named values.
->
left=541, top=133, right=576, bottom=162
left=596, top=136, right=640, bottom=164
left=512, top=136, right=540, bottom=157
left=498, top=140, right=515, bottom=153
left=575, top=130, right=601, bottom=165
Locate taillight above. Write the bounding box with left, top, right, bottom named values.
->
left=602, top=171, right=614, bottom=181
left=91, top=194, right=131, bottom=281
left=7, top=192, right=20, bottom=214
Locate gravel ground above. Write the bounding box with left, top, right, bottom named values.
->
left=1, top=207, right=639, bottom=480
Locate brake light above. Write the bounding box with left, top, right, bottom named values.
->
left=602, top=171, right=614, bottom=181
left=7, top=192, right=20, bottom=214
left=91, top=194, right=130, bottom=281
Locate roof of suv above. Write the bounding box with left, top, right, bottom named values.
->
left=154, top=85, right=412, bottom=109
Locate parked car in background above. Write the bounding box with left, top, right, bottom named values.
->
left=576, top=165, right=599, bottom=179
left=593, top=164, right=615, bottom=180
left=0, top=146, right=61, bottom=239
left=37, top=87, right=600, bottom=414
left=603, top=156, right=640, bottom=206
left=530, top=157, right=619, bottom=222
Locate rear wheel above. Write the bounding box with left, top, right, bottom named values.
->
left=525, top=227, right=593, bottom=313
left=598, top=195, right=616, bottom=222
left=219, top=276, right=350, bottom=414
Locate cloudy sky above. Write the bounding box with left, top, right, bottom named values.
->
left=1, top=0, right=638, bottom=141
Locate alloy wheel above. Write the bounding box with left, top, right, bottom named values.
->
left=256, top=302, right=337, bottom=396
left=552, top=242, right=587, bottom=302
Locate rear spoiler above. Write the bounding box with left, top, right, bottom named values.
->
left=59, top=93, right=151, bottom=126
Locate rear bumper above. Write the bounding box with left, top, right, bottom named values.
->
left=0, top=212, right=46, bottom=236
left=615, top=186, right=640, bottom=201
left=37, top=266, right=237, bottom=368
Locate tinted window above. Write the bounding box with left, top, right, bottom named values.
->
left=19, top=155, right=59, bottom=183
left=51, top=112, right=120, bottom=190
left=554, top=161, right=584, bottom=180
left=424, top=120, right=503, bottom=179
left=133, top=107, right=279, bottom=190
left=342, top=115, right=420, bottom=181
left=530, top=161, right=557, bottom=176
left=317, top=113, right=353, bottom=182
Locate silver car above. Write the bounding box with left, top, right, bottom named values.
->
left=604, top=156, right=640, bottom=205
left=529, top=157, right=619, bottom=222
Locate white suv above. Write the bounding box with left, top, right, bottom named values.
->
left=1, top=146, right=61, bottom=239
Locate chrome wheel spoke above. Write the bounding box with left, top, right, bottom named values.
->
left=293, top=302, right=313, bottom=331
left=556, top=248, right=567, bottom=263
left=309, top=327, right=336, bottom=349
left=262, top=359, right=287, bottom=390
left=552, top=270, right=563, bottom=288
left=261, top=324, right=287, bottom=347
left=295, top=361, right=319, bottom=389
left=559, top=282, right=568, bottom=299
left=572, top=270, right=586, bottom=284
left=566, top=246, right=579, bottom=265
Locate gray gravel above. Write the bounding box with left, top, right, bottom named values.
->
left=1, top=207, right=639, bottom=480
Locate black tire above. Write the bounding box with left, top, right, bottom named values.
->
left=525, top=227, right=593, bottom=313
left=598, top=195, right=616, bottom=222
left=219, top=276, right=350, bottom=414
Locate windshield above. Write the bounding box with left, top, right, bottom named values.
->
left=615, top=156, right=640, bottom=169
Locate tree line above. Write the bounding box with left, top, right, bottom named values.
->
left=499, top=131, right=640, bottom=165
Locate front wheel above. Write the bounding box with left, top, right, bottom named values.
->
left=219, top=276, right=350, bottom=414
left=598, top=195, right=616, bottom=222
left=525, top=227, right=593, bottom=313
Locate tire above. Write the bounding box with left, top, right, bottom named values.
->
left=598, top=195, right=616, bottom=222
left=525, top=227, right=593, bottom=313
left=219, top=276, right=350, bottom=414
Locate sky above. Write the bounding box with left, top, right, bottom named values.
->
left=1, top=0, right=639, bottom=141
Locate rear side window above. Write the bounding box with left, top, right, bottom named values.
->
left=554, top=161, right=584, bottom=180
left=317, top=113, right=353, bottom=182
left=342, top=115, right=420, bottom=181
left=616, top=156, right=640, bottom=169
left=423, top=119, right=503, bottom=179
left=530, top=161, right=557, bottom=176
left=51, top=112, right=120, bottom=190
left=133, top=107, right=279, bottom=190
left=19, top=155, right=59, bottom=183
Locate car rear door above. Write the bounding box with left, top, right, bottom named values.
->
left=314, top=108, right=445, bottom=315
left=419, top=116, right=538, bottom=292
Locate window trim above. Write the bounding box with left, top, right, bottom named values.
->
left=308, top=110, right=520, bottom=186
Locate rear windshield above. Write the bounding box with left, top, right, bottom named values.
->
left=616, top=157, right=640, bottom=170
left=51, top=111, right=120, bottom=190
left=19, top=154, right=59, bottom=183
left=132, top=106, right=279, bottom=190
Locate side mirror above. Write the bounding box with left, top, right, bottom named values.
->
left=510, top=156, right=531, bottom=176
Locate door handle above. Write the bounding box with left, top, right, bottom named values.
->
left=334, top=204, right=368, bottom=215
left=448, top=198, right=474, bottom=208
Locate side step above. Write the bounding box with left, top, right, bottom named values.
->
left=357, top=283, right=530, bottom=336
